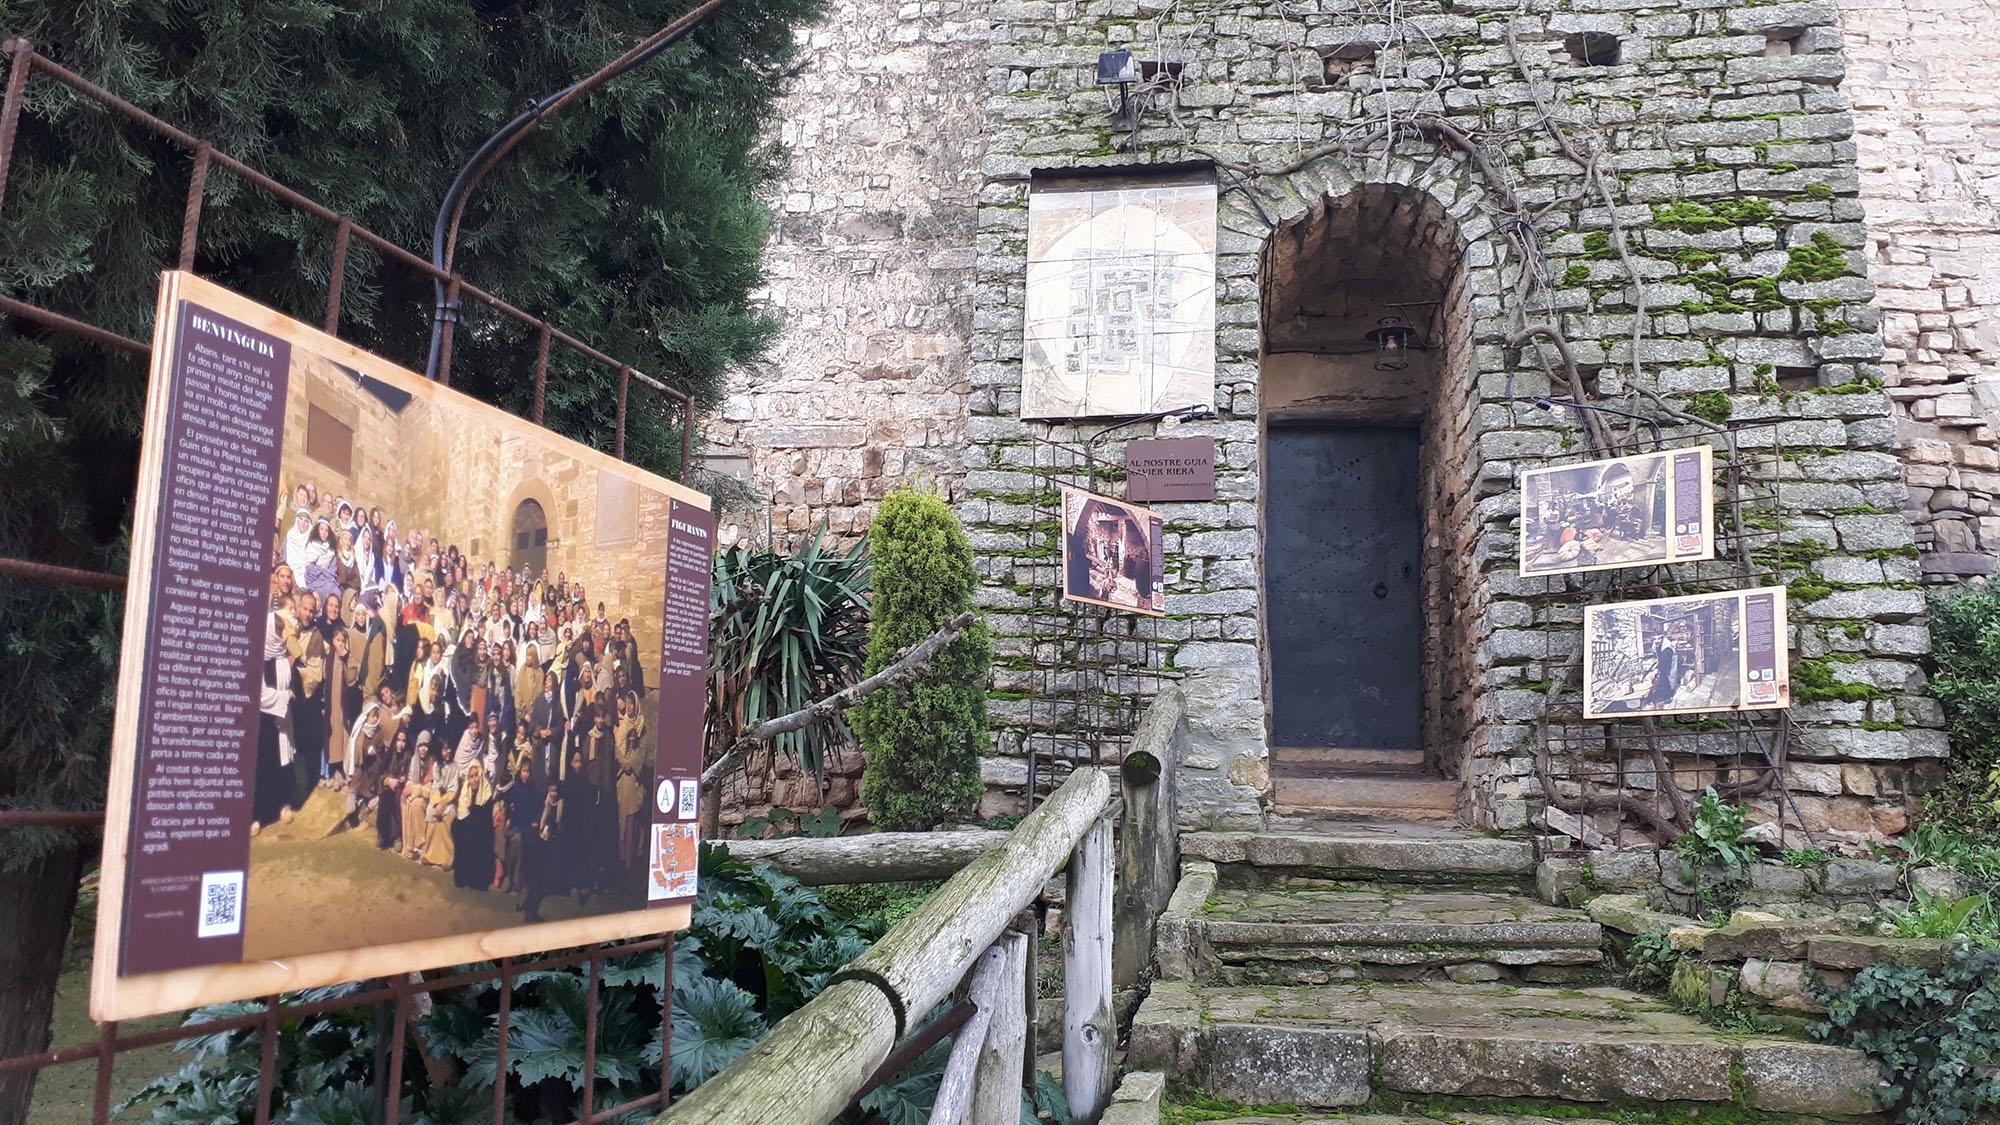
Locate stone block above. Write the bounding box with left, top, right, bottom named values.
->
left=1377, top=1028, right=1736, bottom=1102
left=1703, top=919, right=1827, bottom=960
left=1738, top=958, right=1825, bottom=1013
left=1587, top=893, right=1699, bottom=935
left=1205, top=1022, right=1372, bottom=1106
left=1740, top=1041, right=1885, bottom=1116
left=1822, top=858, right=1900, bottom=896
left=1807, top=934, right=1951, bottom=972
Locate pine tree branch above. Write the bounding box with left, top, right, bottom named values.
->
left=702, top=611, right=976, bottom=787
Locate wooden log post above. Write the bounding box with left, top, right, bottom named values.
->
left=720, top=830, right=1008, bottom=886
left=970, top=927, right=1030, bottom=1125
left=663, top=768, right=1111, bottom=1125
left=932, top=932, right=1014, bottom=1125
left=1064, top=814, right=1116, bottom=1124
left=1113, top=686, right=1182, bottom=989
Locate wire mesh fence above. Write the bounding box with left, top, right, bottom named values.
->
left=0, top=37, right=700, bottom=1123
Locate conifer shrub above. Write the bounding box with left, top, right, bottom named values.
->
left=854, top=486, right=992, bottom=830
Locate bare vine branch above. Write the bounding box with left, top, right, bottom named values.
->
left=701, top=611, right=977, bottom=788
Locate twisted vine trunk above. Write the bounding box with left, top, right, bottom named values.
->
left=0, top=839, right=86, bottom=1125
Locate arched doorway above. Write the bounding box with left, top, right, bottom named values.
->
left=511, top=498, right=549, bottom=574
left=1258, top=183, right=1477, bottom=817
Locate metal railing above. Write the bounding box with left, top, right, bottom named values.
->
left=0, top=35, right=704, bottom=1125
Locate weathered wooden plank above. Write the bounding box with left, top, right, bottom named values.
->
left=970, top=929, right=1030, bottom=1125
left=932, top=937, right=1009, bottom=1125
left=657, top=979, right=896, bottom=1125
left=1064, top=814, right=1116, bottom=1124
left=719, top=830, right=1007, bottom=886
left=1114, top=687, right=1183, bottom=989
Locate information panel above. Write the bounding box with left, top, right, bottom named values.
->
left=1519, top=446, right=1714, bottom=577
left=1582, top=588, right=1789, bottom=719
left=94, top=272, right=710, bottom=1020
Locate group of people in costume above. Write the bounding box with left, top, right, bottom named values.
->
left=256, top=479, right=656, bottom=922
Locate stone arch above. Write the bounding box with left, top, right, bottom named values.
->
left=1246, top=151, right=1509, bottom=815
left=501, top=478, right=559, bottom=577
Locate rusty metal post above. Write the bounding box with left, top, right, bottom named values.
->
left=89, top=1021, right=116, bottom=1125
left=434, top=276, right=463, bottom=386
left=0, top=40, right=31, bottom=216
left=177, top=143, right=212, bottom=271
left=532, top=325, right=551, bottom=425
left=253, top=999, right=279, bottom=1125
left=494, top=956, right=513, bottom=1123
left=383, top=980, right=409, bottom=1125
left=581, top=954, right=600, bottom=1121
left=323, top=217, right=352, bottom=333
left=614, top=368, right=631, bottom=460
left=660, top=933, right=674, bottom=1108
left=678, top=393, right=693, bottom=481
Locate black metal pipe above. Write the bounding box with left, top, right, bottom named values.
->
left=423, top=1, right=731, bottom=382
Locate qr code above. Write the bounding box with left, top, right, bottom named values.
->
left=197, top=870, right=244, bottom=938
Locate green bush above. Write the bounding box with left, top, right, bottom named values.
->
left=124, top=848, right=937, bottom=1122
left=1814, top=944, right=2000, bottom=1124
left=1929, top=589, right=2000, bottom=777
left=710, top=528, right=872, bottom=779
left=854, top=487, right=992, bottom=831
left=1916, top=588, right=2000, bottom=850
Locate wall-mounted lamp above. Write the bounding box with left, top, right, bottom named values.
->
left=1365, top=316, right=1417, bottom=372
left=1096, top=49, right=1140, bottom=85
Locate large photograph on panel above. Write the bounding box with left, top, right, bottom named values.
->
left=1061, top=487, right=1166, bottom=616
left=1022, top=170, right=1217, bottom=419
left=1583, top=588, right=1789, bottom=718
left=1519, top=446, right=1714, bottom=577
left=95, top=272, right=710, bottom=1019
left=259, top=353, right=675, bottom=956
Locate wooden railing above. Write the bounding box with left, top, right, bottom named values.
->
left=662, top=688, right=1185, bottom=1125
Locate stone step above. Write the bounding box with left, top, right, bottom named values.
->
left=1182, top=1117, right=1675, bottom=1125
left=1198, top=884, right=1605, bottom=985
left=1182, top=822, right=1535, bottom=885
left=1130, top=980, right=1883, bottom=1118
left=1271, top=773, right=1460, bottom=821
left=1271, top=745, right=1428, bottom=770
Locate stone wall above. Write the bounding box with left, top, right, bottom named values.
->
left=707, top=0, right=989, bottom=548
left=722, top=0, right=1976, bottom=839
left=961, top=0, right=1947, bottom=834
left=1838, top=0, right=2000, bottom=582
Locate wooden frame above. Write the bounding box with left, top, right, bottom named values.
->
left=1581, top=586, right=1789, bottom=720
left=1518, top=445, right=1715, bottom=577
left=1059, top=486, right=1167, bottom=616
left=92, top=272, right=701, bottom=1022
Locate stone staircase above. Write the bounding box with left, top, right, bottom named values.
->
left=1172, top=822, right=1605, bottom=986
left=1133, top=821, right=1887, bottom=1121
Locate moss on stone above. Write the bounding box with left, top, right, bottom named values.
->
left=1687, top=390, right=1734, bottom=423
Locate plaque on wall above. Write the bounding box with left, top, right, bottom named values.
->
left=1126, top=436, right=1216, bottom=502
left=1582, top=587, right=1789, bottom=718
left=1022, top=172, right=1216, bottom=419
left=1519, top=446, right=1714, bottom=577
left=1061, top=486, right=1167, bottom=616
left=92, top=271, right=711, bottom=1020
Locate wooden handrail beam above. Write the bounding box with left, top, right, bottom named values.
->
left=718, top=830, right=1009, bottom=885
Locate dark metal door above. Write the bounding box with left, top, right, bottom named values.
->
left=1265, top=425, right=1422, bottom=749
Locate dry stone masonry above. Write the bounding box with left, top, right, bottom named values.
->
left=726, top=0, right=2000, bottom=836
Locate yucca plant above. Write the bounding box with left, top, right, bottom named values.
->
left=708, top=527, right=872, bottom=779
